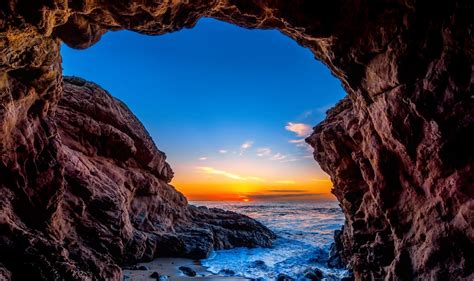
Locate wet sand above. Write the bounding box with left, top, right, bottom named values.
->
left=123, top=258, right=249, bottom=281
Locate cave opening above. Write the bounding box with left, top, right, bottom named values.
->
left=60, top=18, right=348, bottom=279
left=61, top=18, right=345, bottom=202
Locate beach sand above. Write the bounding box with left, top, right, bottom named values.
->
left=123, top=258, right=249, bottom=281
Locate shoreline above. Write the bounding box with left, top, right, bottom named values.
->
left=123, top=257, right=249, bottom=281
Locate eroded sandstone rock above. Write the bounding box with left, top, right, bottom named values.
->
left=1, top=0, right=473, bottom=280
left=307, top=93, right=473, bottom=280
left=0, top=77, right=275, bottom=280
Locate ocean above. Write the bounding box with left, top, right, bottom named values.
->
left=191, top=200, right=348, bottom=280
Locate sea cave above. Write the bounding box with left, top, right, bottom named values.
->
left=0, top=1, right=472, bottom=280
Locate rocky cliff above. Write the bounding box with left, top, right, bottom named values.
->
left=0, top=0, right=472, bottom=280
left=0, top=76, right=275, bottom=280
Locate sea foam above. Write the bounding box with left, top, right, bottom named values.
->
left=192, top=201, right=348, bottom=280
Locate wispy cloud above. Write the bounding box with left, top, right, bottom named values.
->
left=289, top=138, right=310, bottom=148
left=239, top=140, right=254, bottom=155
left=199, top=157, right=208, bottom=161
left=289, top=139, right=305, bottom=144
left=257, top=147, right=272, bottom=157
left=256, top=147, right=299, bottom=163
left=292, top=140, right=312, bottom=151
left=298, top=105, right=333, bottom=120
left=197, top=167, right=246, bottom=180
left=300, top=110, right=315, bottom=119
left=288, top=134, right=313, bottom=155
left=241, top=141, right=254, bottom=149
left=270, top=153, right=287, bottom=161
left=279, top=157, right=300, bottom=163
left=219, top=149, right=228, bottom=154
left=196, top=166, right=264, bottom=182
left=285, top=122, right=312, bottom=137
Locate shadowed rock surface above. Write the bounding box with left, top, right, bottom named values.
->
left=0, top=76, right=275, bottom=280
left=327, top=227, right=345, bottom=269
left=0, top=0, right=472, bottom=280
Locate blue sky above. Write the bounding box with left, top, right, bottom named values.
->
left=61, top=18, right=345, bottom=200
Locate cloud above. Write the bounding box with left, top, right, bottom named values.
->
left=289, top=138, right=310, bottom=149
left=254, top=147, right=297, bottom=163
left=241, top=141, right=254, bottom=149
left=270, top=153, right=287, bottom=161
left=298, top=105, right=333, bottom=120
left=289, top=139, right=305, bottom=144
left=274, top=180, right=295, bottom=184
left=219, top=149, right=228, bottom=154
left=289, top=137, right=313, bottom=154
left=279, top=157, right=300, bottom=163
left=257, top=147, right=272, bottom=157
left=196, top=167, right=264, bottom=182
left=297, top=141, right=313, bottom=150
left=197, top=167, right=246, bottom=180
left=254, top=147, right=302, bottom=163
left=285, top=122, right=312, bottom=137
left=199, top=157, right=208, bottom=161
left=300, top=110, right=315, bottom=119
left=239, top=140, right=254, bottom=155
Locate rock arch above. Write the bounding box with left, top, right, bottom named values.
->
left=0, top=0, right=472, bottom=280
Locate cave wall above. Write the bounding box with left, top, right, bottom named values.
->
left=0, top=0, right=472, bottom=280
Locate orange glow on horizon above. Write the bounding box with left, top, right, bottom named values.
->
left=168, top=160, right=336, bottom=202
left=171, top=177, right=335, bottom=202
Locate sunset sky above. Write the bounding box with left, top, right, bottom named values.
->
left=61, top=18, right=345, bottom=201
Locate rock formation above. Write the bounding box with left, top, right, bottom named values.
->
left=0, top=0, right=472, bottom=280
left=327, top=227, right=346, bottom=269
left=0, top=76, right=275, bottom=280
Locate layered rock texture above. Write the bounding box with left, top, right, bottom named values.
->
left=0, top=76, right=275, bottom=280
left=0, top=0, right=472, bottom=280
